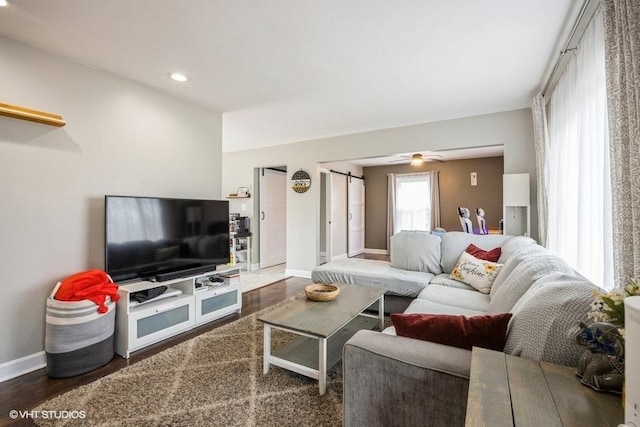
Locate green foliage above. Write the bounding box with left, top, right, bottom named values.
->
left=588, top=279, right=639, bottom=331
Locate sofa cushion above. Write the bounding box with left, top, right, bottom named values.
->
left=391, top=313, right=513, bottom=351
left=311, top=258, right=432, bottom=297
left=488, top=254, right=574, bottom=314
left=417, top=285, right=490, bottom=312
left=465, top=243, right=501, bottom=262
left=404, top=297, right=487, bottom=316
left=429, top=274, right=475, bottom=291
left=450, top=252, right=503, bottom=294
left=504, top=273, right=597, bottom=366
left=390, top=231, right=442, bottom=274
left=440, top=232, right=512, bottom=273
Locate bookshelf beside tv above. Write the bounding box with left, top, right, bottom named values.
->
left=115, top=266, right=241, bottom=359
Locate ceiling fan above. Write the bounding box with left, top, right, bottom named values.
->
left=388, top=152, right=444, bottom=165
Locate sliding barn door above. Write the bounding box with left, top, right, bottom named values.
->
left=348, top=176, right=365, bottom=257
left=259, top=168, right=287, bottom=268
left=331, top=173, right=347, bottom=259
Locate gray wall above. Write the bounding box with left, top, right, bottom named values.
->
left=364, top=156, right=504, bottom=250
left=222, top=108, right=537, bottom=277
left=0, top=36, right=222, bottom=367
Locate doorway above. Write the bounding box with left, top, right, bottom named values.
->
left=320, top=169, right=332, bottom=264
left=330, top=171, right=348, bottom=259
left=347, top=175, right=365, bottom=257
left=259, top=167, right=287, bottom=269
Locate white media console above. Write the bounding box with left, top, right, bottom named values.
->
left=115, top=267, right=241, bottom=358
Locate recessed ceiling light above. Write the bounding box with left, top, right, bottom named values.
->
left=168, top=72, right=188, bottom=82
left=0, top=0, right=10, bottom=7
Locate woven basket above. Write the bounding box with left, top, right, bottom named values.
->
left=45, top=281, right=116, bottom=378
left=305, top=284, right=340, bottom=301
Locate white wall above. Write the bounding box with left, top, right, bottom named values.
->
left=0, top=36, right=222, bottom=369
left=222, top=108, right=536, bottom=277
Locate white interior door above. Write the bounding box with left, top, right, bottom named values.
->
left=331, top=173, right=347, bottom=259
left=259, top=168, right=287, bottom=268
left=348, top=176, right=365, bottom=257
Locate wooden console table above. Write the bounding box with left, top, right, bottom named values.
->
left=465, top=347, right=623, bottom=427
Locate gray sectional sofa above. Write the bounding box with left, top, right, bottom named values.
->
left=311, top=231, right=597, bottom=427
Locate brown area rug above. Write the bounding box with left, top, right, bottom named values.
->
left=34, top=296, right=344, bottom=426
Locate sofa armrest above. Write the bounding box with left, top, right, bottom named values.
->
left=343, top=330, right=472, bottom=427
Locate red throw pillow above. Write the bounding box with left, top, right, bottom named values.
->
left=390, top=312, right=513, bottom=351
left=465, top=243, right=501, bottom=262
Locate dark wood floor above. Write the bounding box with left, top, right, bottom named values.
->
left=0, top=276, right=311, bottom=427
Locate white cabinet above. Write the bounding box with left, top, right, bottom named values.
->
left=503, top=173, right=531, bottom=237
left=195, top=271, right=241, bottom=324
left=115, top=268, right=241, bottom=358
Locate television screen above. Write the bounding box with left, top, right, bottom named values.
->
left=105, top=195, right=230, bottom=282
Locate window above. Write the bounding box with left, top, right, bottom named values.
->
left=394, top=173, right=432, bottom=233
left=546, top=9, right=613, bottom=289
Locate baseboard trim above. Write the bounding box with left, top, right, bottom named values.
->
left=0, top=351, right=46, bottom=383
left=285, top=269, right=312, bottom=279
left=365, top=248, right=389, bottom=255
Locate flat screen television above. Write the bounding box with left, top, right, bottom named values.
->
left=105, top=195, right=230, bottom=282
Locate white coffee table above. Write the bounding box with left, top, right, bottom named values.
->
left=258, top=284, right=385, bottom=395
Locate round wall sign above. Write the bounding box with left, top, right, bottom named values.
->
left=291, top=169, right=311, bottom=193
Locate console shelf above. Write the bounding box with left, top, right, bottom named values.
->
left=115, top=267, right=241, bottom=358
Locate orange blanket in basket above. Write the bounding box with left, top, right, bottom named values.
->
left=55, top=269, right=120, bottom=313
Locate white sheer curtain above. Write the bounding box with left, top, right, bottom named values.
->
left=546, top=9, right=614, bottom=289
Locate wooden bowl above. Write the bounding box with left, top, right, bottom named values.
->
left=305, top=284, right=340, bottom=302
